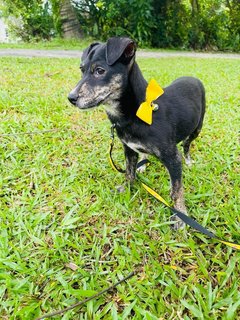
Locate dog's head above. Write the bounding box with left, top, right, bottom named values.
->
left=68, top=37, right=136, bottom=110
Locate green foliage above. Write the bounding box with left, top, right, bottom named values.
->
left=1, top=0, right=55, bottom=40
left=187, top=0, right=240, bottom=51
left=50, top=0, right=62, bottom=37
left=74, top=0, right=155, bottom=46
left=151, top=0, right=190, bottom=48
left=1, top=0, right=240, bottom=49
left=0, top=55, right=240, bottom=319
left=73, top=0, right=240, bottom=51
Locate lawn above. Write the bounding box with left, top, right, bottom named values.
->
left=0, top=55, right=239, bottom=320
left=0, top=38, right=93, bottom=50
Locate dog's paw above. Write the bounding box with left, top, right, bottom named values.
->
left=170, top=202, right=188, bottom=230
left=136, top=155, right=148, bottom=173
left=184, top=155, right=195, bottom=167
left=170, top=214, right=185, bottom=230
left=115, top=185, right=126, bottom=193
left=137, top=163, right=147, bottom=173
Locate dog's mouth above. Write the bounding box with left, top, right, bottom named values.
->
left=75, top=92, right=111, bottom=109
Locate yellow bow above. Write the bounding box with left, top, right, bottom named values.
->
left=136, top=79, right=164, bottom=125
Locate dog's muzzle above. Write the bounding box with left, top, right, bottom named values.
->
left=68, top=91, right=78, bottom=105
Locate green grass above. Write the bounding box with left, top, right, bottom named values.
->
left=0, top=38, right=176, bottom=51
left=0, top=38, right=94, bottom=50
left=0, top=38, right=216, bottom=53
left=0, top=56, right=239, bottom=320
left=1, top=39, right=239, bottom=55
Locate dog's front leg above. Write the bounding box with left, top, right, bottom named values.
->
left=123, top=144, right=139, bottom=184
left=161, top=148, right=187, bottom=229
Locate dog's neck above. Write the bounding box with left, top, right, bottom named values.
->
left=128, top=62, right=148, bottom=106
left=107, top=61, right=148, bottom=125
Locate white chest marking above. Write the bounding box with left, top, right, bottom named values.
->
left=123, top=140, right=148, bottom=154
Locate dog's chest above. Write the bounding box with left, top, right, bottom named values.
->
left=119, top=132, right=149, bottom=154
left=123, top=140, right=147, bottom=154
left=115, top=125, right=157, bottom=155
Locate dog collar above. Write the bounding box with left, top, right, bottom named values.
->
left=136, top=79, right=164, bottom=125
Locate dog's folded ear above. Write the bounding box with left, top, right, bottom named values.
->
left=106, top=37, right=136, bottom=66
left=81, top=42, right=101, bottom=61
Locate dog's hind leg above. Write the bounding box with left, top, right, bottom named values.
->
left=182, top=132, right=198, bottom=166
left=183, top=92, right=206, bottom=166
left=183, top=119, right=204, bottom=166
left=160, top=148, right=187, bottom=229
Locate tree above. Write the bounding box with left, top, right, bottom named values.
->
left=59, top=0, right=82, bottom=38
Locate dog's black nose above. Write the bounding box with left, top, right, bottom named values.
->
left=68, top=92, right=78, bottom=105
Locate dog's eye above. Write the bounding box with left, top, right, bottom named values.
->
left=95, top=67, right=105, bottom=76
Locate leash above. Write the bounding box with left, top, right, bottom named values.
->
left=109, top=124, right=240, bottom=250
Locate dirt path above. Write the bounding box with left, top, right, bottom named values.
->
left=0, top=48, right=240, bottom=59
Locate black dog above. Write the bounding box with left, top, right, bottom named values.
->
left=68, top=37, right=206, bottom=229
